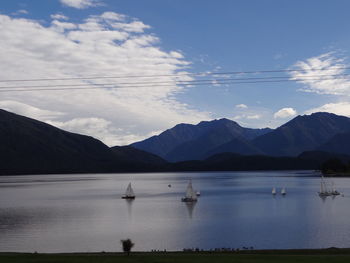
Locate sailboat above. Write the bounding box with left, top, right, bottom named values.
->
left=181, top=180, right=198, bottom=202
left=122, top=182, right=135, bottom=199
left=331, top=181, right=340, bottom=196
left=318, top=177, right=331, bottom=197
left=272, top=187, right=276, bottom=195
left=281, top=187, right=286, bottom=195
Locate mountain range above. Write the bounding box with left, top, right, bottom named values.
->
left=131, top=119, right=271, bottom=162
left=132, top=112, right=350, bottom=161
left=1, top=108, right=350, bottom=175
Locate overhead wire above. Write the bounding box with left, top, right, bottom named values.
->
left=0, top=75, right=349, bottom=92
left=0, top=66, right=349, bottom=92
left=0, top=66, right=349, bottom=83
left=1, top=73, right=350, bottom=90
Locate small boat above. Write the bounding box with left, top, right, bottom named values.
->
left=181, top=180, right=198, bottom=202
left=318, top=177, right=331, bottom=197
left=331, top=182, right=340, bottom=196
left=272, top=187, right=276, bottom=195
left=281, top=187, right=286, bottom=195
left=122, top=182, right=135, bottom=199
left=196, top=191, right=201, bottom=196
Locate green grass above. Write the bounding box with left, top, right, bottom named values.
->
left=2, top=251, right=350, bottom=263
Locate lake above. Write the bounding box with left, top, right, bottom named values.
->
left=1, top=171, right=350, bottom=252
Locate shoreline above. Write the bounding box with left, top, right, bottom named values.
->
left=3, top=247, right=350, bottom=255
left=2, top=248, right=350, bottom=263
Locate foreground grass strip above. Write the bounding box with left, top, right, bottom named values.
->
left=2, top=252, right=350, bottom=263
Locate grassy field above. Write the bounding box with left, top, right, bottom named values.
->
left=2, top=251, right=350, bottom=263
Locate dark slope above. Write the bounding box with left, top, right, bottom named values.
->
left=169, top=152, right=319, bottom=172
left=111, top=145, right=167, bottom=168
left=132, top=118, right=272, bottom=161
left=202, top=137, right=264, bottom=159
left=317, top=131, right=350, bottom=155
left=165, top=128, right=263, bottom=162
left=0, top=109, right=166, bottom=175
left=252, top=112, right=350, bottom=156
left=299, top=150, right=350, bottom=164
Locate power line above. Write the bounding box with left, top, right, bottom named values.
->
left=0, top=66, right=349, bottom=83
left=0, top=75, right=349, bottom=92
left=0, top=73, right=349, bottom=90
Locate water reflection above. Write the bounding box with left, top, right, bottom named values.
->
left=125, top=199, right=134, bottom=218
left=184, top=202, right=196, bottom=219
left=319, top=195, right=327, bottom=203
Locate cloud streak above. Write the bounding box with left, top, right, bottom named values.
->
left=60, top=0, right=102, bottom=9
left=290, top=52, right=350, bottom=96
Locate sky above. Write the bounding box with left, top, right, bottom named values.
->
left=1, top=0, right=350, bottom=146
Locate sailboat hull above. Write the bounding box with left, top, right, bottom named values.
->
left=181, top=197, right=197, bottom=202
left=122, top=195, right=135, bottom=199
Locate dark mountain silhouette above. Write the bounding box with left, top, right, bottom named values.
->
left=0, top=109, right=166, bottom=175
left=252, top=112, right=350, bottom=156
left=169, top=152, right=319, bottom=172
left=111, top=145, right=167, bottom=167
left=3, top=108, right=350, bottom=175
left=202, top=137, right=264, bottom=159
left=169, top=151, right=350, bottom=172
left=317, top=131, right=350, bottom=155
left=298, top=150, right=350, bottom=164
left=131, top=118, right=271, bottom=161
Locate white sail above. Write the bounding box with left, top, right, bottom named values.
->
left=320, top=181, right=324, bottom=193
left=272, top=187, right=276, bottom=195
left=125, top=183, right=135, bottom=197
left=319, top=177, right=334, bottom=196
left=182, top=180, right=197, bottom=202
left=281, top=187, right=286, bottom=195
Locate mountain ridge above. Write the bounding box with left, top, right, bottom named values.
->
left=2, top=108, right=350, bottom=175
left=252, top=112, right=350, bottom=156
left=132, top=118, right=272, bottom=161
left=0, top=109, right=166, bottom=175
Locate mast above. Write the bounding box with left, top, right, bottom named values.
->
left=125, top=183, right=135, bottom=197
left=184, top=180, right=197, bottom=201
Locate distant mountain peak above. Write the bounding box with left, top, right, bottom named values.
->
left=253, top=112, right=350, bottom=156
left=131, top=117, right=272, bottom=161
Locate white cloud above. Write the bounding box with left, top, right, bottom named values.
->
left=0, top=12, right=209, bottom=146
left=110, top=21, right=151, bottom=33
left=274, top=108, right=297, bottom=119
left=51, top=13, right=69, bottom=20
left=305, top=102, right=350, bottom=117
left=11, top=9, right=29, bottom=16
left=235, top=104, right=248, bottom=109
left=0, top=101, right=64, bottom=120
left=100, top=12, right=126, bottom=21
left=51, top=20, right=77, bottom=32
left=246, top=114, right=260, bottom=119
left=290, top=52, right=350, bottom=95
left=60, top=0, right=102, bottom=9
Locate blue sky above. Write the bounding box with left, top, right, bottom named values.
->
left=1, top=0, right=350, bottom=145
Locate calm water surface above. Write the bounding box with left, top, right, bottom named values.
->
left=1, top=171, right=350, bottom=252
